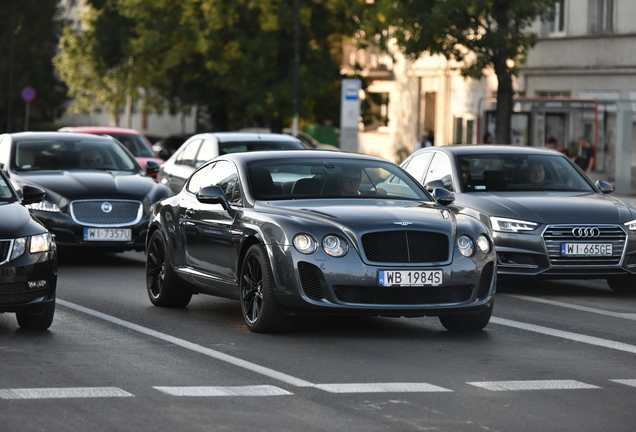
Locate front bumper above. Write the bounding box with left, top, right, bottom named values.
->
left=0, top=250, right=57, bottom=314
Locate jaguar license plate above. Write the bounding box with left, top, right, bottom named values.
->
left=561, top=243, right=612, bottom=256
left=83, top=228, right=132, bottom=241
left=378, top=270, right=443, bottom=287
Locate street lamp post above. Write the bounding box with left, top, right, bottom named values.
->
left=292, top=0, right=300, bottom=137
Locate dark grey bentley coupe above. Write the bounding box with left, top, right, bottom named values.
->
left=401, top=145, right=636, bottom=293
left=145, top=150, right=496, bottom=333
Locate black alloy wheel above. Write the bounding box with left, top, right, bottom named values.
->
left=240, top=244, right=290, bottom=333
left=146, top=230, right=192, bottom=308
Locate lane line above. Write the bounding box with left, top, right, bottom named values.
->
left=467, top=380, right=600, bottom=391
left=57, top=299, right=314, bottom=388
left=313, top=383, right=452, bottom=393
left=0, top=387, right=133, bottom=400
left=153, top=385, right=292, bottom=397
left=609, top=379, right=636, bottom=388
left=503, top=294, right=636, bottom=321
left=490, top=317, right=636, bottom=354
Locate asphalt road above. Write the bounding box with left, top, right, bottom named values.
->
left=1, top=250, right=635, bottom=432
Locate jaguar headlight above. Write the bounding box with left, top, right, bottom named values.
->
left=624, top=219, right=636, bottom=231
left=25, top=199, right=60, bottom=212
left=293, top=233, right=318, bottom=254
left=457, top=235, right=474, bottom=257
left=10, top=238, right=27, bottom=261
left=322, top=234, right=349, bottom=257
left=477, top=234, right=491, bottom=253
left=30, top=233, right=53, bottom=253
left=490, top=217, right=538, bottom=233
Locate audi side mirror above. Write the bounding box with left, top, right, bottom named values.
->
left=595, top=180, right=614, bottom=194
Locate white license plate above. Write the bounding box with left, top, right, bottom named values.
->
left=83, top=228, right=132, bottom=241
left=378, top=270, right=443, bottom=287
left=561, top=243, right=612, bottom=256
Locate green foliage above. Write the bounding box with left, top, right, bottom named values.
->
left=0, top=0, right=68, bottom=132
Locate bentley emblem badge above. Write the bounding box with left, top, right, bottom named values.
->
left=394, top=222, right=413, bottom=226
left=101, top=202, right=113, bottom=213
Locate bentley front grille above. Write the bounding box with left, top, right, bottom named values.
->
left=70, top=200, right=143, bottom=226
left=361, top=230, right=449, bottom=263
left=543, top=224, right=626, bottom=266
left=333, top=285, right=474, bottom=305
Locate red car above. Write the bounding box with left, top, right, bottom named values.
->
left=58, top=126, right=164, bottom=177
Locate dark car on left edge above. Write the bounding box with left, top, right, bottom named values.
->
left=145, top=150, right=496, bottom=333
left=0, top=132, right=172, bottom=252
left=0, top=169, right=57, bottom=330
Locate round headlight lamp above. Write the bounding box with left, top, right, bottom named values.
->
left=477, top=234, right=491, bottom=253
left=457, top=235, right=475, bottom=257
left=293, top=233, right=318, bottom=254
left=322, top=234, right=349, bottom=257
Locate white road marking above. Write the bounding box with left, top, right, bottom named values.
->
left=467, top=380, right=600, bottom=391
left=153, top=385, right=292, bottom=397
left=490, top=317, right=636, bottom=354
left=503, top=294, right=636, bottom=321
left=313, top=383, right=453, bottom=393
left=0, top=387, right=133, bottom=400
left=609, top=379, right=636, bottom=387
left=57, top=299, right=314, bottom=388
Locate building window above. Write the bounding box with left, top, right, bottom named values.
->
left=536, top=91, right=572, bottom=98
left=588, top=0, right=614, bottom=34
left=548, top=0, right=566, bottom=34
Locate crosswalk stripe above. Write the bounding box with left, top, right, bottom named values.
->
left=153, top=385, right=292, bottom=397
left=467, top=380, right=600, bottom=391
left=0, top=387, right=134, bottom=400
left=313, top=383, right=453, bottom=393
left=609, top=379, right=636, bottom=387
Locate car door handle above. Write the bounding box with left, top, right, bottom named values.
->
left=185, top=209, right=194, bottom=217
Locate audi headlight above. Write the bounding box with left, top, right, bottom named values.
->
left=322, top=234, right=349, bottom=257
left=10, top=238, right=27, bottom=261
left=293, top=233, right=318, bottom=254
left=457, top=235, right=474, bottom=257
left=25, top=199, right=60, bottom=212
left=30, top=233, right=53, bottom=253
left=625, top=220, right=636, bottom=231
left=490, top=217, right=538, bottom=233
left=477, top=234, right=491, bottom=253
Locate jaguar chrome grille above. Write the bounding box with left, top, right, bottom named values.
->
left=0, top=240, right=11, bottom=265
left=543, top=224, right=626, bottom=266
left=70, top=200, right=143, bottom=226
left=361, top=230, right=449, bottom=263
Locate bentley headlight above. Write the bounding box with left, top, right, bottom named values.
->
left=624, top=219, right=636, bottom=231
left=30, top=233, right=53, bottom=253
left=477, top=234, right=491, bottom=253
left=457, top=235, right=474, bottom=257
left=25, top=199, right=60, bottom=212
left=322, top=234, right=349, bottom=257
left=10, top=238, right=27, bottom=261
left=293, top=233, right=318, bottom=254
left=490, top=217, right=538, bottom=233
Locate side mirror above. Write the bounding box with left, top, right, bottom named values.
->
left=196, top=185, right=230, bottom=211
left=424, top=179, right=445, bottom=192
left=432, top=187, right=455, bottom=206
left=21, top=184, right=46, bottom=205
left=145, top=160, right=160, bottom=176
left=595, top=180, right=614, bottom=194
left=158, top=148, right=170, bottom=160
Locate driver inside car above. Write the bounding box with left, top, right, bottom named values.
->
left=526, top=161, right=546, bottom=188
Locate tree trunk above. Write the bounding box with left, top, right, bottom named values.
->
left=493, top=57, right=513, bottom=145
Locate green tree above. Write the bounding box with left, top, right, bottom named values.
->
left=359, top=0, right=558, bottom=144
left=0, top=0, right=68, bottom=132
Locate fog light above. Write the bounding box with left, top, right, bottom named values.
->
left=28, top=280, right=47, bottom=289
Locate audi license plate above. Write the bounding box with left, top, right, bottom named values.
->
left=561, top=243, right=612, bottom=256
left=378, top=270, right=443, bottom=287
left=84, top=228, right=132, bottom=241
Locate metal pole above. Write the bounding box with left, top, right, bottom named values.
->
left=24, top=102, right=29, bottom=131
left=292, top=0, right=300, bottom=136
left=7, top=0, right=17, bottom=132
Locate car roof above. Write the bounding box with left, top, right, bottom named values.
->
left=415, top=144, right=559, bottom=156
left=57, top=126, right=145, bottom=136
left=218, top=149, right=389, bottom=164
left=189, top=132, right=303, bottom=143
left=5, top=131, right=116, bottom=142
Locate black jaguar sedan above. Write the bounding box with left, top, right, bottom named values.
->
left=0, top=132, right=172, bottom=252
left=400, top=145, right=636, bottom=293
left=0, top=169, right=57, bottom=330
left=146, top=150, right=496, bottom=333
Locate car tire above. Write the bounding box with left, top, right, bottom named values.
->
left=16, top=299, right=55, bottom=330
left=606, top=276, right=636, bottom=294
left=438, top=303, right=493, bottom=331
left=146, top=230, right=192, bottom=308
left=240, top=244, right=290, bottom=333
